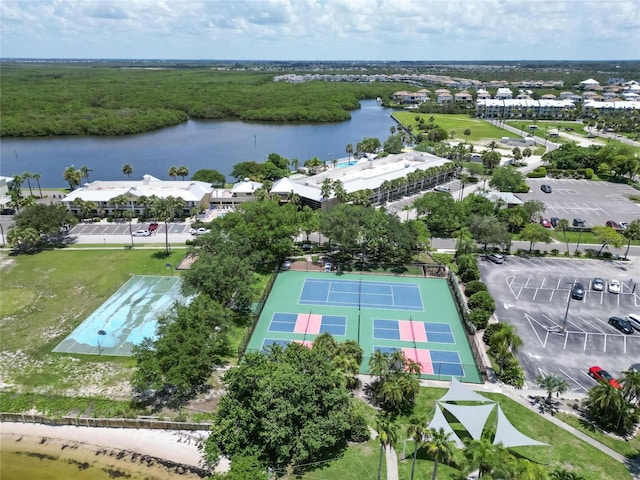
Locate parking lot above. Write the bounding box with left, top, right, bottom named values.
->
left=66, top=221, right=193, bottom=244
left=480, top=256, right=640, bottom=394
left=521, top=178, right=639, bottom=227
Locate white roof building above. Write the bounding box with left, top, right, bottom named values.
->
left=61, top=175, right=211, bottom=215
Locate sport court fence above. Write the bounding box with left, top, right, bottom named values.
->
left=237, top=265, right=280, bottom=359
left=0, top=412, right=211, bottom=431
left=293, top=260, right=448, bottom=278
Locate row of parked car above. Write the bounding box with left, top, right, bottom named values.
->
left=131, top=222, right=159, bottom=237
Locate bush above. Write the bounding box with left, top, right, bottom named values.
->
left=585, top=168, right=594, bottom=179
left=469, top=308, right=491, bottom=330
left=347, top=412, right=370, bottom=443
left=465, top=280, right=487, bottom=297
left=459, top=267, right=480, bottom=283
left=551, top=249, right=559, bottom=256
left=482, top=322, right=504, bottom=344
left=468, top=291, right=496, bottom=312
left=499, top=362, right=525, bottom=388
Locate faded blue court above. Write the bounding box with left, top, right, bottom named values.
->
left=53, top=275, right=189, bottom=356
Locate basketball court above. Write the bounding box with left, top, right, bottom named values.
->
left=246, top=271, right=481, bottom=383
left=53, top=275, right=190, bottom=356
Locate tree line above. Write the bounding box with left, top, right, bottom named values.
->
left=1, top=65, right=408, bottom=137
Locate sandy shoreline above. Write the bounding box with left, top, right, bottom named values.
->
left=0, top=422, right=226, bottom=478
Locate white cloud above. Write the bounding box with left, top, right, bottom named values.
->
left=0, top=0, right=638, bottom=60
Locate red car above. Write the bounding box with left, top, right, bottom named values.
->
left=148, top=222, right=159, bottom=232
left=606, top=220, right=621, bottom=229
left=540, top=219, right=552, bottom=228
left=588, top=366, right=622, bottom=389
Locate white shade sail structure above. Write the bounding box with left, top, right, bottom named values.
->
left=427, top=404, right=465, bottom=448
left=439, top=402, right=496, bottom=441
left=438, top=377, right=493, bottom=403
left=493, top=405, right=548, bottom=448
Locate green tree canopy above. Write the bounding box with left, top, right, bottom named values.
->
left=191, top=169, right=226, bottom=187
left=489, top=166, right=527, bottom=192
left=203, top=343, right=364, bottom=470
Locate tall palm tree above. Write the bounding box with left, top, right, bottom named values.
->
left=63, top=167, right=82, bottom=190
left=489, top=323, right=523, bottom=354
left=557, top=218, right=571, bottom=254
left=22, top=172, right=34, bottom=196
left=586, top=382, right=629, bottom=432
left=168, top=166, right=178, bottom=181
left=110, top=194, right=131, bottom=218
left=535, top=372, right=570, bottom=405
left=375, top=414, right=397, bottom=480
left=320, top=178, right=333, bottom=201
left=148, top=195, right=185, bottom=255
left=369, top=350, right=389, bottom=381
left=425, top=427, right=456, bottom=480
left=177, top=165, right=189, bottom=180
left=31, top=172, right=43, bottom=198
left=333, top=179, right=348, bottom=203
left=406, top=417, right=429, bottom=480
left=122, top=164, right=133, bottom=178
left=346, top=143, right=354, bottom=160
left=80, top=165, right=93, bottom=182
left=462, top=438, right=510, bottom=479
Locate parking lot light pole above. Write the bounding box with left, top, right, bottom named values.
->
left=562, top=282, right=576, bottom=332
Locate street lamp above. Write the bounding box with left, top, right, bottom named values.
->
left=561, top=282, right=579, bottom=332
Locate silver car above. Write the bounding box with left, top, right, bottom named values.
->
left=592, top=278, right=605, bottom=291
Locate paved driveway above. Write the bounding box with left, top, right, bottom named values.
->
left=520, top=178, right=639, bottom=227
left=480, top=256, right=640, bottom=393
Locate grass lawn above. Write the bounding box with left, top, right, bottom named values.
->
left=0, top=249, right=188, bottom=398
left=392, top=112, right=519, bottom=142
left=555, top=412, right=640, bottom=459
left=390, top=388, right=633, bottom=480
left=548, top=230, right=640, bottom=248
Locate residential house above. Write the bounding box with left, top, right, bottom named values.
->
left=454, top=91, right=473, bottom=103
left=495, top=88, right=513, bottom=100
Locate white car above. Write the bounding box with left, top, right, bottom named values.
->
left=132, top=229, right=150, bottom=237
left=434, top=185, right=451, bottom=192
left=608, top=279, right=621, bottom=294
left=324, top=262, right=332, bottom=272
left=190, top=227, right=211, bottom=235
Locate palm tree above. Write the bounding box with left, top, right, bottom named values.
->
left=168, top=166, right=178, bottom=181
left=177, top=165, right=189, bottom=180
left=369, top=350, right=389, bottom=381
left=148, top=195, right=185, bottom=255
left=375, top=414, right=397, bottom=480
left=320, top=178, right=333, bottom=200
left=621, top=367, right=640, bottom=405
left=122, top=209, right=135, bottom=248
left=80, top=165, right=93, bottom=182
left=536, top=372, right=570, bottom=405
left=489, top=323, right=523, bottom=354
left=586, top=382, right=629, bottom=432
left=346, top=143, right=354, bottom=160
left=333, top=179, right=348, bottom=203
left=551, top=468, right=586, bottom=479
left=286, top=190, right=301, bottom=206
left=406, top=417, right=429, bottom=480
left=424, top=427, right=456, bottom=480
left=291, top=158, right=300, bottom=172
left=63, top=167, right=82, bottom=190
left=463, top=128, right=471, bottom=143
left=122, top=164, right=133, bottom=178
left=31, top=172, right=43, bottom=198
left=462, top=438, right=509, bottom=479
left=22, top=172, right=34, bottom=196
left=110, top=194, right=131, bottom=218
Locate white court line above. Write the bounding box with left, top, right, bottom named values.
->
left=559, top=368, right=590, bottom=392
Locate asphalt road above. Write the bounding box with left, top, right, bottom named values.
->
left=480, top=256, right=640, bottom=393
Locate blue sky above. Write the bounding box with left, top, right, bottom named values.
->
left=2, top=0, right=639, bottom=61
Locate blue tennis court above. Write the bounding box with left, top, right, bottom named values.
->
left=299, top=278, right=423, bottom=311
left=268, top=312, right=347, bottom=336
left=373, top=319, right=455, bottom=344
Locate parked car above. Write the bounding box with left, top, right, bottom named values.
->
left=571, top=283, right=585, bottom=300
left=619, top=222, right=629, bottom=230
left=540, top=184, right=552, bottom=193
left=630, top=363, right=640, bottom=373
left=605, top=220, right=621, bottom=229
left=565, top=127, right=574, bottom=131
left=324, top=262, right=333, bottom=272
left=572, top=218, right=586, bottom=227
left=487, top=253, right=504, bottom=264
left=434, top=185, right=451, bottom=192
left=132, top=229, right=150, bottom=237
left=625, top=314, right=640, bottom=331
left=1, top=208, right=16, bottom=215
left=148, top=222, right=159, bottom=232
left=190, top=227, right=211, bottom=235
left=282, top=259, right=292, bottom=270
left=550, top=217, right=560, bottom=228
left=608, top=279, right=621, bottom=294
left=591, top=278, right=605, bottom=291
left=540, top=218, right=552, bottom=228
left=608, top=316, right=634, bottom=334
left=588, top=366, right=622, bottom=389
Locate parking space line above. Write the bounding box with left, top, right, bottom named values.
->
left=624, top=336, right=627, bottom=355
left=603, top=334, right=607, bottom=353
left=563, top=333, right=569, bottom=349
left=525, top=313, right=547, bottom=347
left=524, top=276, right=532, bottom=288
left=559, top=368, right=589, bottom=393
left=506, top=276, right=520, bottom=299
left=579, top=317, right=606, bottom=334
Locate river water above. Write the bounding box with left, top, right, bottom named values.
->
left=0, top=100, right=397, bottom=188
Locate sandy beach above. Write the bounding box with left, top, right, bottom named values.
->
left=0, top=422, right=222, bottom=479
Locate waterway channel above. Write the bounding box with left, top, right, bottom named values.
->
left=0, top=100, right=398, bottom=188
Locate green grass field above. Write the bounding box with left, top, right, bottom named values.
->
left=393, top=112, right=519, bottom=142
left=0, top=249, right=186, bottom=396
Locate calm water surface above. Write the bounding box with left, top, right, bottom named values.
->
left=0, top=100, right=397, bottom=187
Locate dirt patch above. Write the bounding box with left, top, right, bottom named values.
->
left=0, top=256, right=17, bottom=272
left=176, top=254, right=198, bottom=270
